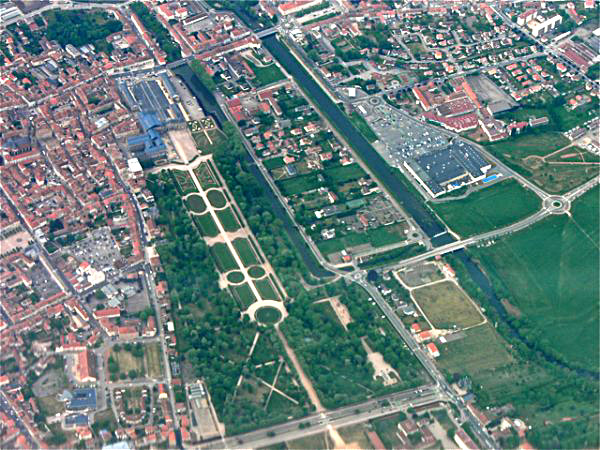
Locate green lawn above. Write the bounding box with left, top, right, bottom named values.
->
left=216, top=207, right=241, bottom=232
left=255, top=278, right=279, bottom=301
left=245, top=58, right=286, bottom=87
left=227, top=271, right=245, bottom=283
left=412, top=281, right=484, bottom=329
left=317, top=224, right=406, bottom=255
left=430, top=179, right=542, bottom=238
left=232, top=283, right=257, bottom=309
left=358, top=243, right=426, bottom=269
left=232, top=238, right=260, bottom=266
left=437, top=324, right=513, bottom=376
left=248, top=266, right=266, bottom=278
left=210, top=243, right=239, bottom=272
left=349, top=111, right=378, bottom=143
left=256, top=306, right=282, bottom=324
left=186, top=194, right=207, bottom=213
left=144, top=342, right=163, bottom=379
left=206, top=189, right=227, bottom=208
left=276, top=173, right=321, bottom=196
left=472, top=186, right=599, bottom=370
left=485, top=131, right=569, bottom=159
left=192, top=213, right=220, bottom=237
left=323, top=163, right=366, bottom=184
left=263, top=156, right=285, bottom=170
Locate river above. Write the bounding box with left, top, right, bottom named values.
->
left=260, top=35, right=598, bottom=378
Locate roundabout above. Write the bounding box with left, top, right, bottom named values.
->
left=543, top=196, right=570, bottom=215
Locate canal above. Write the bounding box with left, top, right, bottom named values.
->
left=262, top=35, right=453, bottom=244
left=172, top=64, right=333, bottom=279
left=261, top=35, right=599, bottom=378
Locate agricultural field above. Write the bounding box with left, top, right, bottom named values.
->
left=192, top=213, right=220, bottom=237
left=206, top=189, right=227, bottom=208
left=186, top=193, right=207, bottom=213
left=436, top=324, right=513, bottom=377
left=209, top=243, right=239, bottom=272
left=471, top=186, right=599, bottom=370
left=412, top=281, right=484, bottom=329
left=429, top=179, right=541, bottom=238
left=232, top=238, right=260, bottom=266
left=216, top=207, right=241, bottom=232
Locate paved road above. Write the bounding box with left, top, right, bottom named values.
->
left=0, top=391, right=40, bottom=449
left=203, top=385, right=443, bottom=449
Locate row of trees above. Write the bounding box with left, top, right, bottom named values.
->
left=130, top=2, right=181, bottom=63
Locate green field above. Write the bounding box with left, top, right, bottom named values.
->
left=210, top=243, right=239, bottom=272
left=245, top=58, right=286, bottom=87
left=248, top=266, right=266, bottom=278
left=144, top=342, right=163, bottom=379
left=186, top=193, right=207, bottom=213
left=255, top=278, right=279, bottom=301
left=263, top=156, right=285, bottom=170
left=472, top=186, right=599, bottom=370
left=276, top=173, right=321, bottom=196
left=323, top=163, right=366, bottom=184
left=232, top=238, right=260, bottom=266
left=227, top=271, right=245, bottom=283
left=349, top=111, right=378, bottom=143
left=412, top=281, right=484, bottom=329
left=255, top=306, right=282, bottom=324
left=430, top=179, right=541, bottom=238
left=193, top=213, right=220, bottom=237
left=232, top=283, right=257, bottom=309
left=317, top=224, right=406, bottom=255
left=216, top=207, right=241, bottom=232
left=437, top=324, right=513, bottom=377
left=193, top=162, right=220, bottom=189
left=206, top=189, right=227, bottom=208
left=483, top=132, right=597, bottom=193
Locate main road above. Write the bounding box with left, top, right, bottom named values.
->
left=203, top=385, right=443, bottom=449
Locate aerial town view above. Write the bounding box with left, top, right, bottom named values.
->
left=0, top=0, right=598, bottom=449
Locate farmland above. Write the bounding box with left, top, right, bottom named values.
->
left=430, top=179, right=541, bottom=238
left=472, top=186, right=599, bottom=370
left=412, top=281, right=484, bottom=329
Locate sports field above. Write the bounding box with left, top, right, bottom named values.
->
left=472, top=186, right=599, bottom=370
left=430, top=179, right=541, bottom=238
left=412, top=281, right=484, bottom=329
left=210, top=243, right=239, bottom=272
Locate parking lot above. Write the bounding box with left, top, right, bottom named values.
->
left=354, top=97, right=450, bottom=167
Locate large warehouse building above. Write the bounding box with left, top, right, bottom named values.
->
left=404, top=141, right=491, bottom=198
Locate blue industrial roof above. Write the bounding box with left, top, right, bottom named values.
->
left=67, top=388, right=97, bottom=411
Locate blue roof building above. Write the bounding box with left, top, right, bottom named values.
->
left=67, top=388, right=97, bottom=411
left=127, top=112, right=167, bottom=161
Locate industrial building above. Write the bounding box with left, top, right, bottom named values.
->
left=404, top=141, right=491, bottom=198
